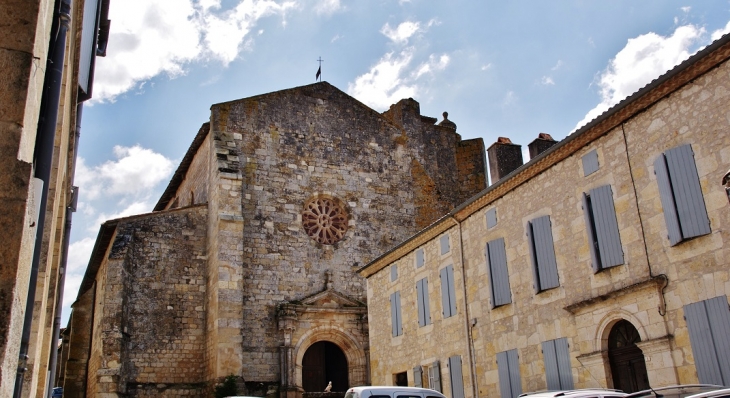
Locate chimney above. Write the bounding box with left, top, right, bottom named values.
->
left=528, top=133, right=557, bottom=159
left=487, top=137, right=523, bottom=183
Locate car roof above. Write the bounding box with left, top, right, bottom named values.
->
left=519, top=389, right=627, bottom=398
left=685, top=388, right=730, bottom=398
left=624, top=385, right=726, bottom=398
left=347, top=386, right=445, bottom=395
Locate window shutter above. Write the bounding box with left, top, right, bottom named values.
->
left=589, top=185, right=623, bottom=268
left=446, top=265, right=457, bottom=316
left=416, top=279, right=426, bottom=327
left=526, top=221, right=540, bottom=293
left=390, top=292, right=399, bottom=337
left=531, top=216, right=559, bottom=290
left=582, top=193, right=601, bottom=273
left=486, top=208, right=498, bottom=229
left=440, top=235, right=450, bottom=255
left=487, top=238, right=511, bottom=307
left=423, top=278, right=431, bottom=325
left=416, top=249, right=425, bottom=268
left=440, top=266, right=457, bottom=318
left=542, top=340, right=560, bottom=390
left=582, top=149, right=599, bottom=176
left=555, top=338, right=574, bottom=389
left=391, top=264, right=398, bottom=281
left=448, top=356, right=465, bottom=398
left=654, top=153, right=683, bottom=245
left=507, top=349, right=522, bottom=397
left=684, top=297, right=730, bottom=385
left=430, top=361, right=441, bottom=392
left=497, top=352, right=512, bottom=398
left=395, top=291, right=402, bottom=335
left=665, top=145, right=711, bottom=240
left=414, top=366, right=423, bottom=387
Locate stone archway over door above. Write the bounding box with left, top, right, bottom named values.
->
left=302, top=341, right=348, bottom=392
left=609, top=320, right=650, bottom=393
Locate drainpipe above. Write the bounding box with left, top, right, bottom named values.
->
left=45, top=104, right=82, bottom=397
left=14, top=0, right=72, bottom=397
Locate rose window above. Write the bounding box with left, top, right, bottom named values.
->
left=302, top=196, right=348, bottom=245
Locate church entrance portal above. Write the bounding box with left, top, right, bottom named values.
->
left=608, top=320, right=649, bottom=393
left=302, top=341, right=348, bottom=392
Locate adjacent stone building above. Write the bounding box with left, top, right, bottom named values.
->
left=358, top=33, right=730, bottom=398
left=0, top=0, right=109, bottom=396
left=62, top=83, right=487, bottom=397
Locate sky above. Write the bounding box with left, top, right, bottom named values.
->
left=64, top=0, right=730, bottom=325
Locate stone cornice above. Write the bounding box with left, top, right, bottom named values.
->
left=564, top=275, right=667, bottom=315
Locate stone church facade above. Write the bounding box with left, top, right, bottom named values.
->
left=358, top=33, right=730, bottom=398
left=61, top=82, right=487, bottom=397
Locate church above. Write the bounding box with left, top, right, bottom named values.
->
left=60, top=82, right=488, bottom=397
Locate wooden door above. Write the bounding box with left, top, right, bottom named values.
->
left=609, top=320, right=650, bottom=393
left=302, top=341, right=349, bottom=392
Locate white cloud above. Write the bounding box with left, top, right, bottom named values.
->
left=503, top=91, right=517, bottom=106
left=92, top=201, right=157, bottom=231
left=481, top=63, right=493, bottom=71
left=551, top=60, right=563, bottom=71
left=681, top=6, right=691, bottom=13
left=541, top=76, right=555, bottom=85
left=711, top=20, right=730, bottom=41
left=314, top=0, right=342, bottom=15
left=574, top=24, right=706, bottom=130
left=63, top=237, right=96, bottom=310
left=93, top=0, right=294, bottom=102
left=381, top=21, right=421, bottom=44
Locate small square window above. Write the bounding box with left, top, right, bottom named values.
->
left=486, top=208, right=497, bottom=229
left=440, top=235, right=450, bottom=255
left=415, top=249, right=425, bottom=268
left=582, top=149, right=599, bottom=176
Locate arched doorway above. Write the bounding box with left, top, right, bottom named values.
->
left=302, top=341, right=349, bottom=392
left=608, top=320, right=650, bottom=392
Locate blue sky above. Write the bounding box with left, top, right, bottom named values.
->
left=64, top=0, right=730, bottom=324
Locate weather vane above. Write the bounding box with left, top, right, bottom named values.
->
left=316, top=57, right=323, bottom=82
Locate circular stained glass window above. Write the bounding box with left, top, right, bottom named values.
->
left=302, top=196, right=348, bottom=245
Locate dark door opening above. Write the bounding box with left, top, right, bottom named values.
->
left=609, top=320, right=650, bottom=393
left=302, top=341, right=348, bottom=392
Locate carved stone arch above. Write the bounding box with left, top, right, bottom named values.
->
left=594, top=310, right=649, bottom=353
left=293, top=325, right=367, bottom=390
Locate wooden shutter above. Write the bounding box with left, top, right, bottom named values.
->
left=390, top=291, right=402, bottom=337
left=497, top=351, right=512, bottom=398
left=416, top=249, right=425, bottom=268
left=526, top=222, right=540, bottom=293
left=487, top=238, right=511, bottom=307
left=531, top=216, right=559, bottom=290
left=589, top=185, right=623, bottom=268
left=486, top=208, right=498, bottom=228
left=430, top=361, right=441, bottom=392
left=654, top=153, right=683, bottom=245
left=447, top=265, right=457, bottom=316
left=440, top=235, right=451, bottom=255
left=582, top=149, right=599, bottom=176
left=542, top=340, right=561, bottom=390
left=665, top=144, right=711, bottom=240
left=684, top=296, right=730, bottom=385
left=391, top=264, right=398, bottom=281
left=440, top=266, right=457, bottom=318
left=448, top=356, right=465, bottom=398
left=416, top=278, right=431, bottom=327
left=507, top=349, right=522, bottom=397
left=414, top=366, right=423, bottom=387
left=582, top=193, right=601, bottom=273
left=555, top=338, right=574, bottom=389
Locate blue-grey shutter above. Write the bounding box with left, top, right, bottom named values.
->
left=684, top=296, right=730, bottom=385
left=78, top=0, right=100, bottom=94
left=416, top=249, right=425, bottom=268
left=447, top=265, right=457, bottom=316
left=582, top=193, right=601, bottom=273
left=590, top=185, right=624, bottom=268
left=391, top=264, right=398, bottom=281
left=542, top=340, right=560, bottom=390
left=531, top=216, right=560, bottom=290
left=414, top=366, right=423, bottom=387
left=665, top=145, right=711, bottom=240
left=396, top=291, right=402, bottom=335
left=440, top=267, right=449, bottom=317
left=417, top=279, right=425, bottom=327
left=487, top=208, right=498, bottom=229
left=391, top=292, right=399, bottom=337
left=583, top=149, right=599, bottom=176
left=507, top=349, right=522, bottom=397
left=440, top=235, right=451, bottom=255
left=448, top=356, right=465, bottom=398
left=431, top=361, right=441, bottom=392
left=555, top=338, right=574, bottom=389
left=497, top=352, right=513, bottom=398
left=654, top=153, right=683, bottom=245
left=487, top=238, right=511, bottom=307
left=526, top=222, right=540, bottom=294
left=423, top=278, right=431, bottom=325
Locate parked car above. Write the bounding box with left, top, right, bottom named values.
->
left=519, top=389, right=627, bottom=398
left=685, top=388, right=730, bottom=398
left=344, top=386, right=447, bottom=398
left=624, top=385, right=725, bottom=398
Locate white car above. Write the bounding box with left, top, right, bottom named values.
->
left=519, top=389, right=628, bottom=398
left=344, top=386, right=447, bottom=398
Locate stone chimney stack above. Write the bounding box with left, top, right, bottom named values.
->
left=487, top=137, right=523, bottom=183
left=528, top=133, right=557, bottom=159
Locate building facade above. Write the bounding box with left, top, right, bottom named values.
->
left=0, top=0, right=109, bottom=396
left=359, top=34, right=730, bottom=398
left=61, top=83, right=487, bottom=397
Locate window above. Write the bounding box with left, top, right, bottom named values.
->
left=582, top=185, right=624, bottom=272
left=427, top=361, right=441, bottom=392
left=542, top=337, right=574, bottom=390
left=654, top=144, right=711, bottom=246
left=497, top=349, right=522, bottom=398
left=448, top=355, right=465, bottom=398
left=413, top=365, right=423, bottom=387
left=416, top=278, right=432, bottom=327
left=684, top=296, right=730, bottom=385
left=526, top=215, right=559, bottom=292
left=416, top=248, right=425, bottom=268
left=485, top=238, right=511, bottom=307
left=486, top=207, right=498, bottom=229
left=440, top=235, right=450, bottom=255
left=440, top=265, right=457, bottom=318
left=391, top=264, right=398, bottom=281
left=394, top=371, right=408, bottom=386
left=582, top=149, right=599, bottom=176
left=390, top=291, right=403, bottom=337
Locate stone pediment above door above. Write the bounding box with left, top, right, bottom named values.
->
left=297, top=289, right=366, bottom=310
